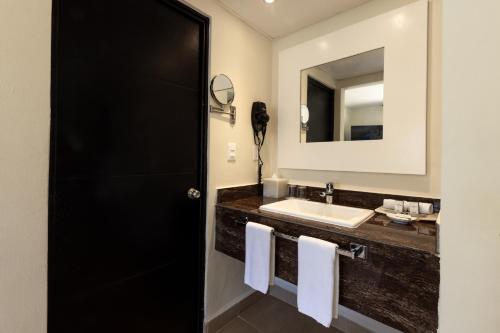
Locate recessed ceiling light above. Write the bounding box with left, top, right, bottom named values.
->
left=264, top=0, right=275, bottom=4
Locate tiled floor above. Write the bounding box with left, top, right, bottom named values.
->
left=217, top=295, right=343, bottom=333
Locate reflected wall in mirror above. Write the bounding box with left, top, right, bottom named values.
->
left=300, top=48, right=384, bottom=143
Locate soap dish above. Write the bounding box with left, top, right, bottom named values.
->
left=375, top=206, right=439, bottom=222
left=386, top=213, right=418, bottom=225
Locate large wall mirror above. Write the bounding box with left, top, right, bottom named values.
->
left=278, top=0, right=428, bottom=175
left=300, top=48, right=384, bottom=143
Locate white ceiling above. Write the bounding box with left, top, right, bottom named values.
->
left=217, top=0, right=373, bottom=39
left=317, top=47, right=384, bottom=80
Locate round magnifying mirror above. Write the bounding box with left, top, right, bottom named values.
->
left=210, top=74, right=235, bottom=105
left=300, top=104, right=310, bottom=125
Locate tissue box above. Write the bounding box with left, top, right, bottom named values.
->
left=263, top=176, right=288, bottom=198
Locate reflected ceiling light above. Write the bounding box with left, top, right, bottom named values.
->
left=263, top=0, right=275, bottom=4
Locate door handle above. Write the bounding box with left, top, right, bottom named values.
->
left=187, top=188, right=201, bottom=200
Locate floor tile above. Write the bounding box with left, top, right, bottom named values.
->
left=217, top=318, right=260, bottom=333
left=239, top=296, right=299, bottom=332
left=284, top=311, right=344, bottom=333
left=238, top=295, right=343, bottom=333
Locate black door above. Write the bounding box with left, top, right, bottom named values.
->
left=307, top=77, right=335, bottom=142
left=49, top=1, right=208, bottom=332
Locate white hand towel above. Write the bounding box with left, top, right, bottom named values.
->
left=419, top=202, right=434, bottom=214
left=297, top=236, right=339, bottom=327
left=244, top=222, right=275, bottom=294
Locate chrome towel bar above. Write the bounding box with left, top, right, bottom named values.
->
left=233, top=216, right=368, bottom=260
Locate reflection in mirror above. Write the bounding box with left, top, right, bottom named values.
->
left=300, top=105, right=309, bottom=130
left=300, top=48, right=384, bottom=143
left=211, top=74, right=235, bottom=105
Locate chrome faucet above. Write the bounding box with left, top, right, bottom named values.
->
left=320, top=182, right=334, bottom=204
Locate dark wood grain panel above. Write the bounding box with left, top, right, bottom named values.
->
left=217, top=195, right=437, bottom=254
left=291, top=186, right=440, bottom=212
left=218, top=184, right=441, bottom=211
left=217, top=184, right=262, bottom=203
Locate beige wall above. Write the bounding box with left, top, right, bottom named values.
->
left=184, top=0, right=273, bottom=321
left=0, top=0, right=271, bottom=330
left=0, top=0, right=51, bottom=332
left=271, top=0, right=441, bottom=197
left=344, top=105, right=383, bottom=141
left=440, top=0, right=500, bottom=331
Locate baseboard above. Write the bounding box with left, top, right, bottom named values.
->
left=270, top=278, right=402, bottom=333
left=205, top=291, right=264, bottom=333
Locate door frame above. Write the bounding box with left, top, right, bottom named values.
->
left=306, top=76, right=335, bottom=142
left=48, top=0, right=210, bottom=331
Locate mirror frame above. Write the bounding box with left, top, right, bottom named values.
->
left=210, top=74, right=235, bottom=106
left=277, top=0, right=428, bottom=175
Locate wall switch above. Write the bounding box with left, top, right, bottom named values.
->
left=227, top=142, right=236, bottom=161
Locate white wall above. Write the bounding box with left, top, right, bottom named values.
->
left=346, top=106, right=383, bottom=126
left=0, top=0, right=51, bottom=332
left=440, top=0, right=500, bottom=331
left=184, top=0, right=273, bottom=321
left=271, top=0, right=441, bottom=197
left=344, top=105, right=383, bottom=141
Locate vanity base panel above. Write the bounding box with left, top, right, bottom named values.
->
left=215, top=206, right=439, bottom=333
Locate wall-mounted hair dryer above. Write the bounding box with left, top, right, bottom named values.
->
left=251, top=102, right=270, bottom=185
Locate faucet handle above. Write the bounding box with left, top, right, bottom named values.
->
left=326, top=182, right=334, bottom=191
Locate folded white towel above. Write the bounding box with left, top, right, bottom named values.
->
left=244, top=222, right=275, bottom=294
left=419, top=202, right=434, bottom=214
left=383, top=199, right=405, bottom=212
left=383, top=199, right=397, bottom=210
left=407, top=202, right=419, bottom=215
left=394, top=200, right=404, bottom=213
left=297, top=236, right=339, bottom=327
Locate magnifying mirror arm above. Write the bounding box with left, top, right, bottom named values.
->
left=210, top=104, right=236, bottom=125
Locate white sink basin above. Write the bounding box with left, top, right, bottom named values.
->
left=259, top=199, right=374, bottom=228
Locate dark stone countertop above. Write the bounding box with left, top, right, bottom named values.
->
left=216, top=195, right=438, bottom=255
